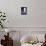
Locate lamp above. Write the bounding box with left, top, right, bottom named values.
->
left=5, top=29, right=9, bottom=33
left=5, top=29, right=10, bottom=37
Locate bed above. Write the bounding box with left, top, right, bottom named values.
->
left=20, top=33, right=45, bottom=46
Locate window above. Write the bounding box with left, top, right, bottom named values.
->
left=21, top=7, right=27, bottom=15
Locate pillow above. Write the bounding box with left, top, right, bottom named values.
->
left=37, top=34, right=45, bottom=43
left=20, top=35, right=37, bottom=43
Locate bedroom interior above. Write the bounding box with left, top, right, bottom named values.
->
left=0, top=0, right=46, bottom=46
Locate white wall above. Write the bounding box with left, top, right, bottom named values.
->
left=0, top=0, right=31, bottom=27
left=31, top=0, right=46, bottom=27
left=0, top=0, right=46, bottom=27
left=15, top=0, right=46, bottom=27
left=0, top=0, right=46, bottom=32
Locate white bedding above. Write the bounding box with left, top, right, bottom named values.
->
left=20, top=34, right=44, bottom=46
left=21, top=43, right=43, bottom=46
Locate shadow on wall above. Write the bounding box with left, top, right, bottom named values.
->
left=13, top=40, right=21, bottom=46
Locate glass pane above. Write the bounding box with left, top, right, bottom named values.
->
left=21, top=7, right=27, bottom=15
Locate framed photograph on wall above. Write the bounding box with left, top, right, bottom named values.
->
left=21, top=7, right=27, bottom=15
